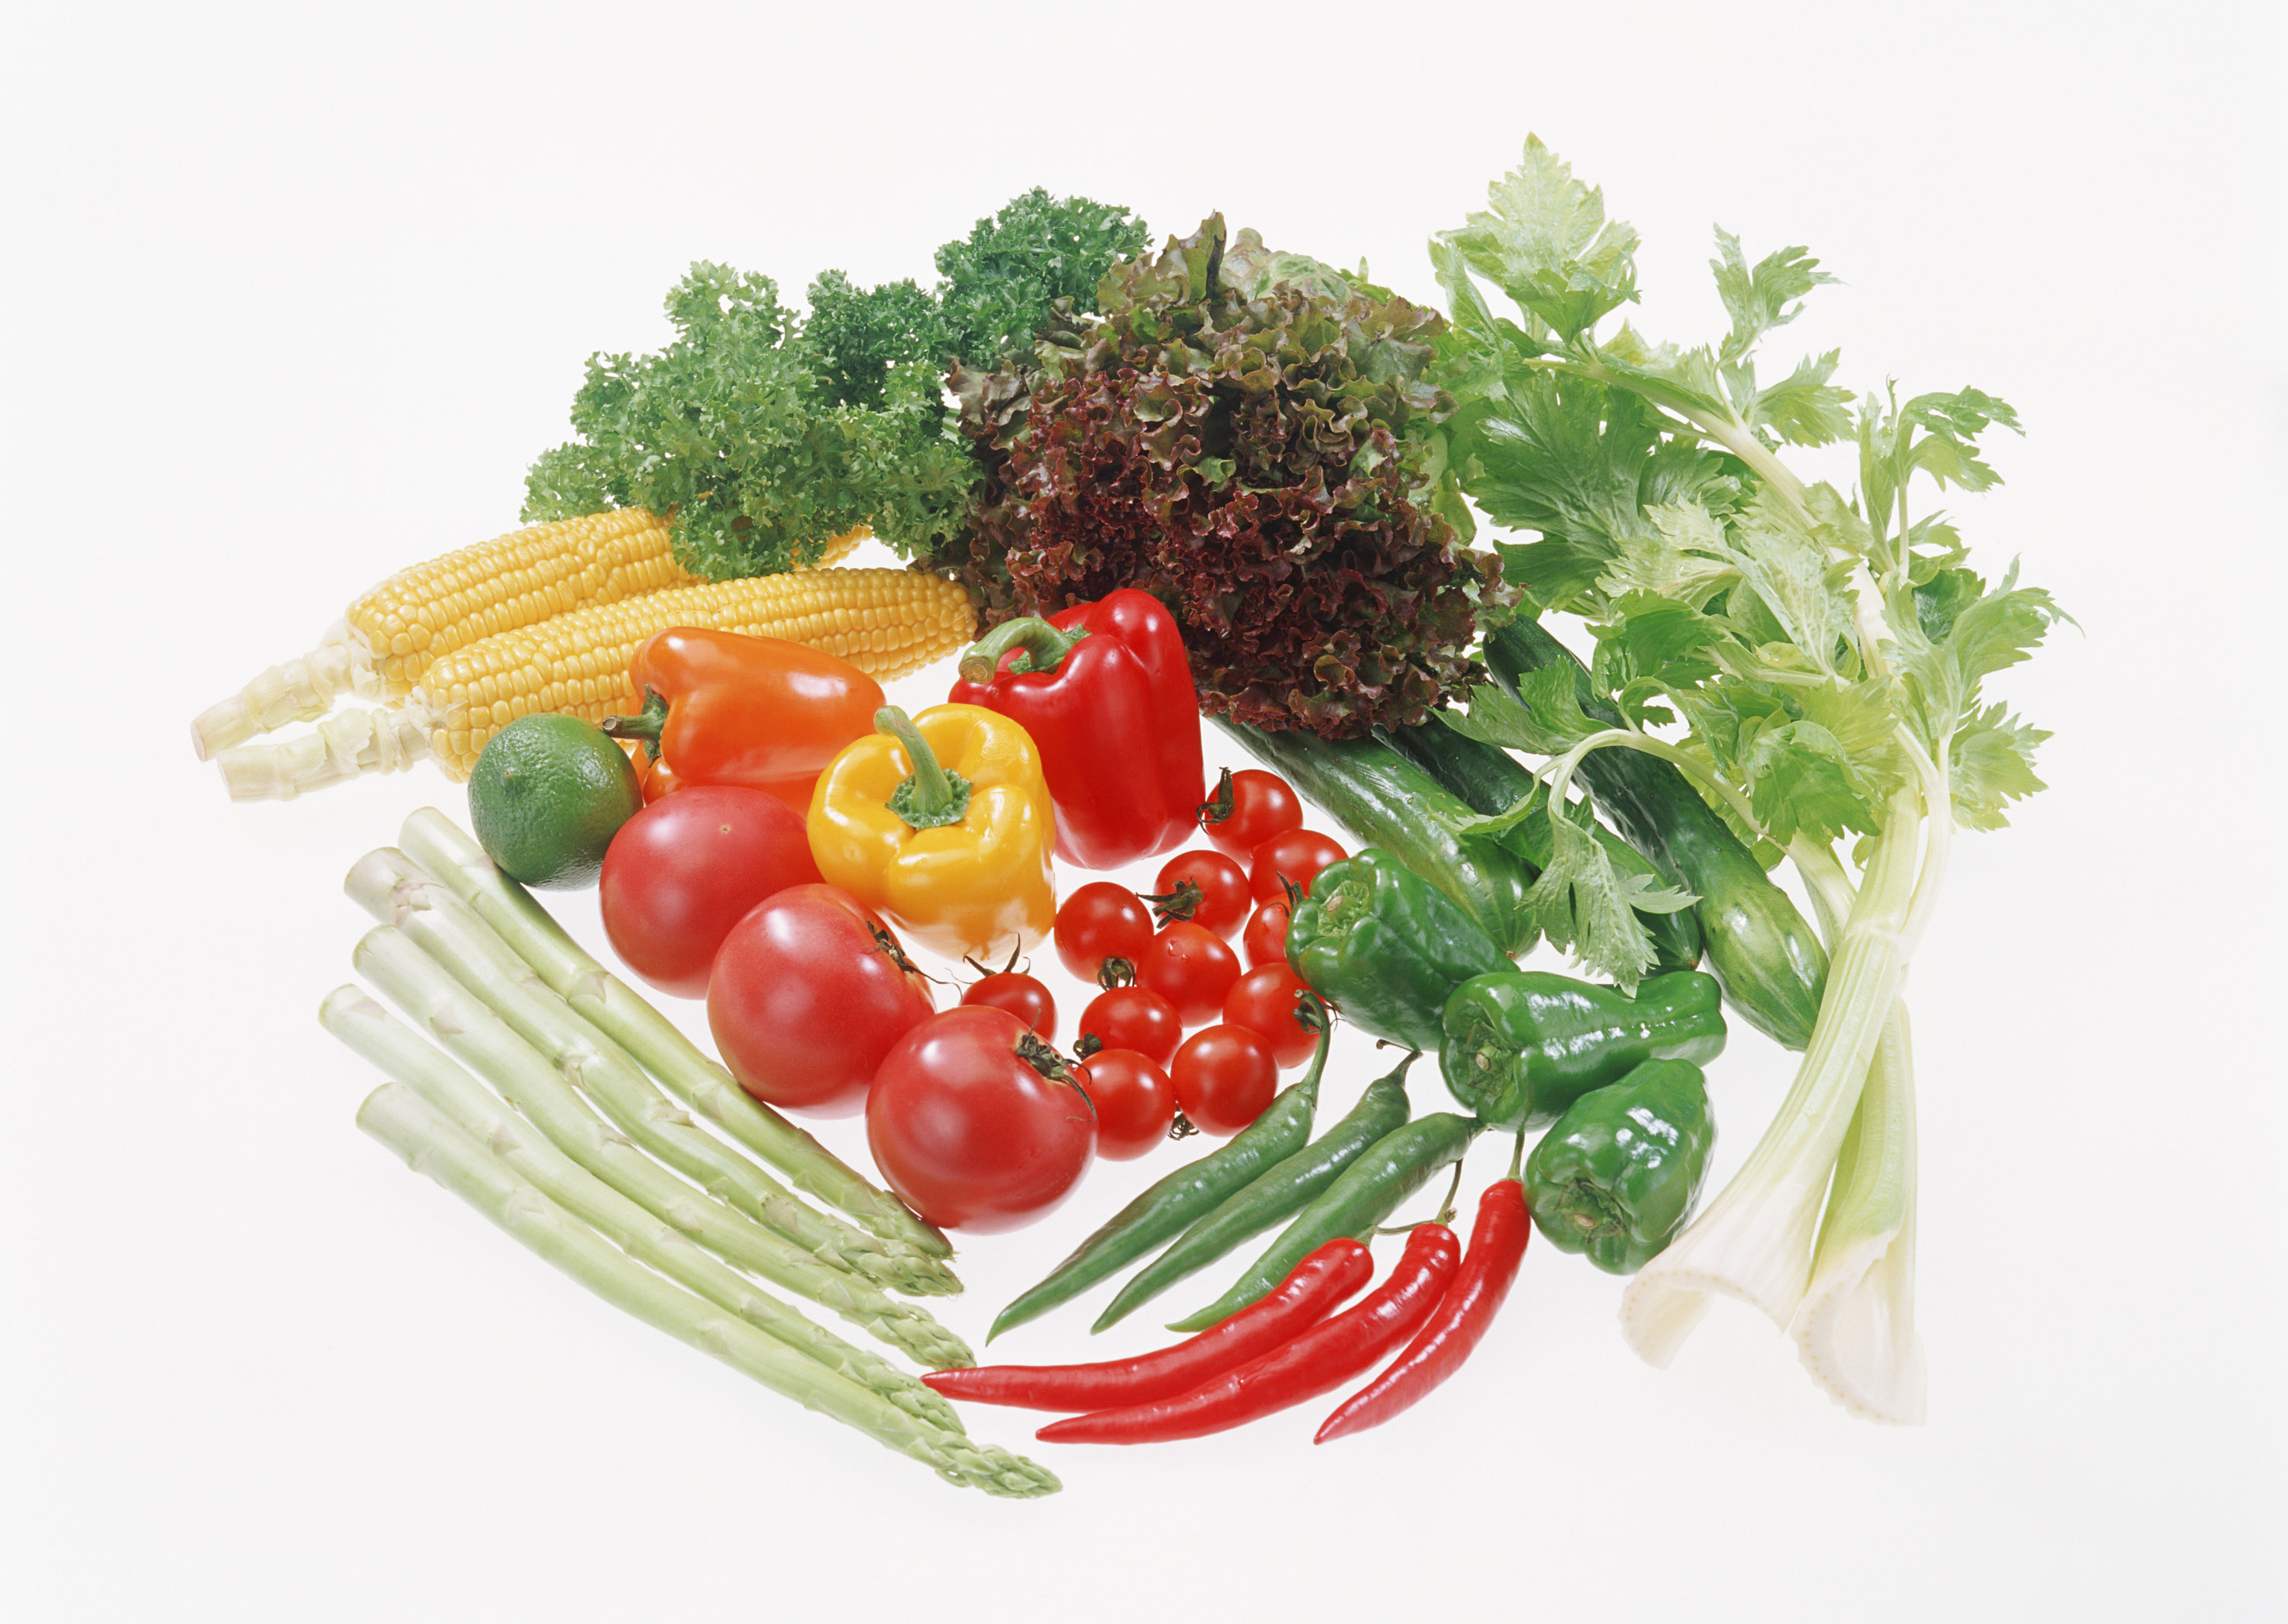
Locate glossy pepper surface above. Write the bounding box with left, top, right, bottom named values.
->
left=807, top=703, right=1056, bottom=963
left=950, top=590, right=1204, bottom=870
left=1168, top=1111, right=1480, bottom=1333
left=1315, top=1173, right=1529, bottom=1442
left=1091, top=1011, right=1401, bottom=1333
left=926, top=1239, right=1370, bottom=1411
left=1439, top=969, right=1726, bottom=1132
left=1285, top=848, right=1512, bottom=1052
left=602, top=627, right=886, bottom=814
left=1524, top=1059, right=1715, bottom=1274
left=1037, top=1222, right=1462, bottom=1444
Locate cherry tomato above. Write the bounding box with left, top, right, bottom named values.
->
left=1170, top=1024, right=1278, bottom=1136
left=600, top=786, right=823, bottom=998
left=1075, top=985, right=1182, bottom=1066
left=1198, top=767, right=1304, bottom=861
left=1249, top=828, right=1348, bottom=904
left=1222, top=963, right=1319, bottom=1069
left=962, top=970, right=1056, bottom=1040
left=639, top=754, right=687, bottom=803
left=1135, top=921, right=1242, bottom=1028
left=866, top=1006, right=1097, bottom=1232
left=1052, top=883, right=1155, bottom=983
left=1149, top=849, right=1251, bottom=940
left=707, top=884, right=935, bottom=1117
left=1078, top=1049, right=1176, bottom=1160
left=1242, top=900, right=1292, bottom=969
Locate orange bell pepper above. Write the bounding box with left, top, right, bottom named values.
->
left=807, top=704, right=1056, bottom=963
left=603, top=628, right=884, bottom=814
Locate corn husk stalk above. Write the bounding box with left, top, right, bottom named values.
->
left=353, top=924, right=971, bottom=1370
left=322, top=986, right=961, bottom=1434
left=395, top=807, right=952, bottom=1259
left=353, top=1080, right=1055, bottom=1498
left=344, top=848, right=956, bottom=1298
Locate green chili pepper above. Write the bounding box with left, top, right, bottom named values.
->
left=1524, top=1059, right=1716, bottom=1274
left=989, top=998, right=1332, bottom=1341
left=1439, top=969, right=1726, bottom=1132
left=1286, top=850, right=1512, bottom=1052
left=1091, top=1052, right=1419, bottom=1332
left=1166, top=1111, right=1481, bottom=1333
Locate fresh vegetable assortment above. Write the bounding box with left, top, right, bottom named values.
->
left=235, top=141, right=2058, bottom=1497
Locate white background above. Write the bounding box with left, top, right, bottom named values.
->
left=4, top=2, right=2283, bottom=1619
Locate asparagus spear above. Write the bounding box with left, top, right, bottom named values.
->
left=344, top=848, right=957, bottom=1298
left=396, top=807, right=952, bottom=1260
left=354, top=925, right=973, bottom=1370
left=352, top=1081, right=1056, bottom=1498
left=321, top=986, right=963, bottom=1436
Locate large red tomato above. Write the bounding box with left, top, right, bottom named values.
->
left=600, top=786, right=821, bottom=997
left=707, top=885, right=935, bottom=1116
left=866, top=1006, right=1097, bottom=1232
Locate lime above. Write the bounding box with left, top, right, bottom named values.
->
left=467, top=715, right=644, bottom=889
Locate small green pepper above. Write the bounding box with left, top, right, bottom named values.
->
left=1439, top=969, right=1726, bottom=1131
left=1165, top=1111, right=1481, bottom=1332
left=1287, top=849, right=1513, bottom=1052
left=1091, top=1052, right=1418, bottom=1332
left=1524, top=1059, right=1716, bottom=1273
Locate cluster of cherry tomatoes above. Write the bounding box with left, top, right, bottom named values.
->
left=966, top=769, right=1347, bottom=1159
left=582, top=765, right=1348, bottom=1236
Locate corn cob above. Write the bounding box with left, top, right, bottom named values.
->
left=213, top=568, right=978, bottom=801
left=188, top=512, right=866, bottom=759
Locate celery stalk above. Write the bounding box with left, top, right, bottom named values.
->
left=352, top=1081, right=1056, bottom=1498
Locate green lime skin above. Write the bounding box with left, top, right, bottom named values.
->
left=467, top=715, right=644, bottom=889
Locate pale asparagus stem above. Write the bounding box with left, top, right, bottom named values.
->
left=344, top=848, right=958, bottom=1297
left=394, top=806, right=953, bottom=1259
left=353, top=1083, right=1056, bottom=1498
left=353, top=926, right=973, bottom=1370
left=1620, top=790, right=1921, bottom=1362
left=320, top=986, right=964, bottom=1435
left=1792, top=1003, right=1925, bottom=1423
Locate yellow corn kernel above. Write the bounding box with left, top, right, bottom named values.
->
left=414, top=568, right=976, bottom=779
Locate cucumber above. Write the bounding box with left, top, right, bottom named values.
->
left=1483, top=620, right=1827, bottom=1050
left=1380, top=720, right=1703, bottom=974
left=1211, top=717, right=1536, bottom=959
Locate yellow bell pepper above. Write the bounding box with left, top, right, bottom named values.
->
left=807, top=703, right=1057, bottom=962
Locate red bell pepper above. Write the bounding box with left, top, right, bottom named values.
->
left=601, top=627, right=885, bottom=814
left=949, top=589, right=1204, bottom=870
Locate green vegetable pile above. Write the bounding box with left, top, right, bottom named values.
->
left=933, top=217, right=1511, bottom=738
left=523, top=190, right=1147, bottom=579
left=1426, top=138, right=2065, bottom=1422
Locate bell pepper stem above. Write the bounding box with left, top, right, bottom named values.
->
left=875, top=707, right=973, bottom=830
left=597, top=689, right=669, bottom=757
left=957, top=617, right=1090, bottom=686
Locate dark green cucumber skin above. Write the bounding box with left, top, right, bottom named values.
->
left=1382, top=720, right=1703, bottom=974
left=1482, top=620, right=1827, bottom=1051
left=1215, top=717, right=1534, bottom=958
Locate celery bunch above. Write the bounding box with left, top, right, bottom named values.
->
left=1433, top=140, right=2065, bottom=1422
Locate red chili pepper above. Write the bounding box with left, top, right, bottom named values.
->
left=1035, top=1222, right=1461, bottom=1445
left=920, top=1239, right=1371, bottom=1413
left=1315, top=1177, right=1530, bottom=1443
left=948, top=589, right=1204, bottom=871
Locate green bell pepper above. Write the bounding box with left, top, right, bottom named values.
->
left=1524, top=1059, right=1716, bottom=1274
left=1439, top=969, right=1726, bottom=1131
left=1286, top=848, right=1513, bottom=1052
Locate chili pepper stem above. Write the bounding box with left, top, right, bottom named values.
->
left=875, top=706, right=975, bottom=829
left=957, top=617, right=1090, bottom=686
